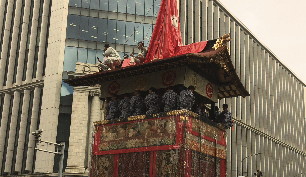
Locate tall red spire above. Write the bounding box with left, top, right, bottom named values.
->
left=145, top=0, right=182, bottom=61
left=145, top=0, right=208, bottom=63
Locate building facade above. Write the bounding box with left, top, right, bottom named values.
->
left=0, top=0, right=305, bottom=176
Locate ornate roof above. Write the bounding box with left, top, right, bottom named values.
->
left=65, top=46, right=249, bottom=99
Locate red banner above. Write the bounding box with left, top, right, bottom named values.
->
left=145, top=0, right=208, bottom=62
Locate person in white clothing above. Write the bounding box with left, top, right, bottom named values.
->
left=103, top=44, right=121, bottom=70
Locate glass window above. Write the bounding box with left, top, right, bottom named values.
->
left=69, top=0, right=161, bottom=17
left=117, top=0, right=127, bottom=13
left=97, top=18, right=107, bottom=43
left=79, top=16, right=90, bottom=41
left=127, top=0, right=135, bottom=14
left=109, top=0, right=117, bottom=12
left=87, top=49, right=97, bottom=64
left=154, top=0, right=161, bottom=16
left=143, top=24, right=152, bottom=46
left=69, top=0, right=82, bottom=7
left=134, top=23, right=144, bottom=44
left=90, top=0, right=100, bottom=10
left=77, top=48, right=88, bottom=63
left=145, top=0, right=154, bottom=16
left=61, top=82, right=74, bottom=96
left=116, top=20, right=126, bottom=45
left=88, top=18, right=98, bottom=41
left=82, top=0, right=90, bottom=8
left=100, top=0, right=108, bottom=11
left=135, top=0, right=144, bottom=15
left=118, top=52, right=125, bottom=60
left=66, top=15, right=79, bottom=39
left=107, top=19, right=117, bottom=44
left=96, top=49, right=104, bottom=60
left=64, top=47, right=78, bottom=71
left=126, top=22, right=135, bottom=45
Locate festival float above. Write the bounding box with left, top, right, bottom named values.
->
left=65, top=0, right=249, bottom=176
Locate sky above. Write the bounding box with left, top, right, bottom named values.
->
left=218, top=0, right=306, bottom=84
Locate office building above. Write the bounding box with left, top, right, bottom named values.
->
left=0, top=0, right=305, bottom=176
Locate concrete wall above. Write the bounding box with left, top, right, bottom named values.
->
left=0, top=0, right=67, bottom=175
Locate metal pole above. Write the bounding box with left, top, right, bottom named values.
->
left=32, top=131, right=66, bottom=176
left=214, top=133, right=217, bottom=177
left=58, top=142, right=65, bottom=177
left=240, top=152, right=261, bottom=176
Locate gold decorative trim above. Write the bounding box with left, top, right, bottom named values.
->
left=212, top=34, right=230, bottom=50
left=94, top=120, right=109, bottom=126
left=128, top=115, right=146, bottom=121
left=166, top=109, right=199, bottom=118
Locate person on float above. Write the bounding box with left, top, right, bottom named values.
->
left=97, top=57, right=109, bottom=71
left=162, top=86, right=179, bottom=112
left=105, top=95, right=119, bottom=120
left=196, top=103, right=210, bottom=121
left=218, top=104, right=233, bottom=129
left=178, top=86, right=196, bottom=111
left=102, top=44, right=121, bottom=70
left=118, top=93, right=131, bottom=120
left=144, top=87, right=160, bottom=115
left=130, top=89, right=145, bottom=116
left=130, top=41, right=147, bottom=64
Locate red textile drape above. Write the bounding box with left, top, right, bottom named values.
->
left=145, top=0, right=207, bottom=62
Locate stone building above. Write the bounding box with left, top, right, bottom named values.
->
left=0, top=0, right=305, bottom=176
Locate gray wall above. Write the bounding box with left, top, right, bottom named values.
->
left=179, top=0, right=305, bottom=176
left=0, top=0, right=52, bottom=174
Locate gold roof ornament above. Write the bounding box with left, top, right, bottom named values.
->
left=212, top=34, right=231, bottom=50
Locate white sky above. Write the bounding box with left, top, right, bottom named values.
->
left=218, top=0, right=306, bottom=84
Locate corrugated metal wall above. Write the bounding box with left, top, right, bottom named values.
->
left=179, top=0, right=306, bottom=176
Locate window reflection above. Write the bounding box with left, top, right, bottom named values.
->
left=154, top=0, right=161, bottom=16
left=89, top=18, right=98, bottom=41
left=145, top=0, right=154, bottom=16
left=90, top=0, right=100, bottom=10
left=78, top=48, right=88, bottom=63
left=118, top=52, right=126, bottom=59
left=134, top=23, right=143, bottom=44
left=69, top=0, right=161, bottom=17
left=61, top=82, right=74, bottom=96
left=127, top=0, right=136, bottom=14
left=97, top=18, right=107, bottom=43
left=66, top=15, right=154, bottom=46
left=69, top=0, right=81, bottom=7
left=117, top=0, right=127, bottom=13
left=100, top=0, right=108, bottom=11
left=96, top=50, right=104, bottom=60
left=82, top=0, right=90, bottom=8
left=143, top=24, right=152, bottom=46
left=88, top=49, right=97, bottom=64
left=126, top=22, right=135, bottom=45
left=116, top=20, right=126, bottom=45
left=79, top=16, right=90, bottom=41
left=135, top=0, right=144, bottom=15
left=107, top=19, right=116, bottom=43
left=67, top=15, right=79, bottom=39
left=109, top=0, right=117, bottom=12
left=64, top=47, right=78, bottom=71
left=64, top=47, right=106, bottom=71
